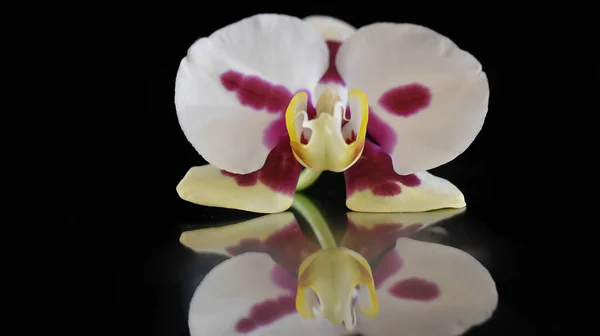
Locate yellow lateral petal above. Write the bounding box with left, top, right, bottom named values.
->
left=177, top=165, right=294, bottom=213
left=346, top=171, right=466, bottom=212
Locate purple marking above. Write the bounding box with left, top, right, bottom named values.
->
left=341, top=221, right=402, bottom=260
left=263, top=118, right=287, bottom=148
left=220, top=171, right=258, bottom=187
left=220, top=70, right=293, bottom=114
left=373, top=250, right=403, bottom=289
left=225, top=220, right=319, bottom=272
left=229, top=231, right=319, bottom=333
left=389, top=277, right=440, bottom=301
left=235, top=294, right=297, bottom=333
left=367, top=108, right=397, bottom=153
left=234, top=266, right=302, bottom=333
left=379, top=83, right=432, bottom=117
left=257, top=141, right=303, bottom=196
left=372, top=182, right=401, bottom=197
left=271, top=265, right=298, bottom=294
left=220, top=140, right=303, bottom=196
left=221, top=70, right=319, bottom=149
left=344, top=140, right=421, bottom=197
left=303, top=90, right=317, bottom=120
left=319, top=40, right=345, bottom=85
left=220, top=70, right=243, bottom=91
left=262, top=89, right=317, bottom=147
left=341, top=221, right=423, bottom=262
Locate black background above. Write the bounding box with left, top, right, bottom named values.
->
left=12, top=3, right=596, bottom=335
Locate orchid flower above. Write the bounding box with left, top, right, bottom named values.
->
left=180, top=195, right=496, bottom=335
left=175, top=14, right=489, bottom=214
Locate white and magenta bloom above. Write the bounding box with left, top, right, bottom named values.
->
left=175, top=14, right=489, bottom=213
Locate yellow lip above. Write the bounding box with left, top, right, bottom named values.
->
left=285, top=89, right=369, bottom=172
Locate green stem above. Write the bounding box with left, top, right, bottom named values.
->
left=296, top=169, right=322, bottom=192
left=291, top=194, right=337, bottom=249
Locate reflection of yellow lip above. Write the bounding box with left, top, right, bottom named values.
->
left=286, top=89, right=369, bottom=172
left=295, top=247, right=379, bottom=328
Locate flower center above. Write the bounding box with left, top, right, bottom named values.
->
left=285, top=88, right=369, bottom=172
left=315, top=89, right=341, bottom=117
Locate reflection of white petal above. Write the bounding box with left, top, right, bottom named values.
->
left=189, top=253, right=341, bottom=336
left=358, top=238, right=497, bottom=336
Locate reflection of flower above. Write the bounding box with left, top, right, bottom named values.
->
left=181, top=198, right=495, bottom=335
left=188, top=239, right=496, bottom=336
left=175, top=14, right=488, bottom=214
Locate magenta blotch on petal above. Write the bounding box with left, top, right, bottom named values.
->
left=372, top=182, right=402, bottom=196
left=263, top=118, right=287, bottom=148
left=220, top=170, right=259, bottom=186
left=366, top=108, right=397, bottom=153
left=234, top=294, right=297, bottom=333
left=271, top=266, right=298, bottom=293
left=220, top=141, right=303, bottom=196
left=264, top=88, right=317, bottom=147
left=344, top=140, right=421, bottom=197
left=221, top=70, right=321, bottom=149
left=378, top=83, right=432, bottom=117
left=233, top=266, right=300, bottom=334
left=319, top=40, right=345, bottom=85
left=341, top=220, right=422, bottom=261
left=220, top=70, right=243, bottom=91
left=389, top=277, right=440, bottom=301
left=225, top=220, right=319, bottom=272
left=373, top=251, right=403, bottom=289
left=257, top=142, right=303, bottom=196
left=220, top=70, right=293, bottom=114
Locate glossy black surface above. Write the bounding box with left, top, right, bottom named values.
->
left=18, top=4, right=595, bottom=336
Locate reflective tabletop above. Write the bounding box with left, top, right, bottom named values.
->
left=98, top=189, right=527, bottom=336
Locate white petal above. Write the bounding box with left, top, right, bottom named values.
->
left=336, top=23, right=489, bottom=174
left=188, top=253, right=342, bottom=336
left=176, top=14, right=329, bottom=174
left=303, top=15, right=356, bottom=41
left=357, top=238, right=497, bottom=335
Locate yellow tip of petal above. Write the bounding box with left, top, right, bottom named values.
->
left=295, top=287, right=317, bottom=318
left=285, top=91, right=308, bottom=144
